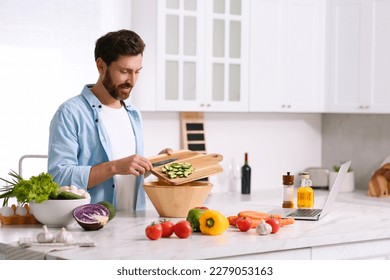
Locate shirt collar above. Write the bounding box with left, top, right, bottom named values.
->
left=81, top=84, right=137, bottom=112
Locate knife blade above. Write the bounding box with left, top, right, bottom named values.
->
left=152, top=158, right=178, bottom=167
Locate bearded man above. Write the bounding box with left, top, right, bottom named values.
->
left=48, top=30, right=171, bottom=211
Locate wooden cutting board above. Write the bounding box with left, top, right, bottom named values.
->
left=148, top=150, right=223, bottom=185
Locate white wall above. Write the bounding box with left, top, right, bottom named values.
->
left=0, top=0, right=131, bottom=180
left=142, top=112, right=322, bottom=193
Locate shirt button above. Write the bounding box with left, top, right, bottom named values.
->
left=98, top=105, right=102, bottom=108
left=95, top=119, right=98, bottom=122
left=112, top=185, right=115, bottom=188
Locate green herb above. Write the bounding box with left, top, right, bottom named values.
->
left=333, top=165, right=353, bottom=172
left=0, top=170, right=59, bottom=205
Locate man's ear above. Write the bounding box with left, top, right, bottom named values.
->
left=96, top=58, right=106, bottom=74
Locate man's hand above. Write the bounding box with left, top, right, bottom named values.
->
left=88, top=151, right=173, bottom=189
left=117, top=154, right=153, bottom=176
left=158, top=148, right=173, bottom=155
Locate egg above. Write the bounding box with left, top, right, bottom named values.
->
left=76, top=188, right=86, bottom=195
left=59, top=185, right=70, bottom=192
left=83, top=192, right=91, bottom=199
left=1, top=206, right=15, bottom=217
left=15, top=206, right=28, bottom=216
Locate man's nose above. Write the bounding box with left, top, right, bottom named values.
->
left=126, top=73, right=137, bottom=86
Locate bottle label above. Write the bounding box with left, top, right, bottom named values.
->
left=297, top=187, right=314, bottom=208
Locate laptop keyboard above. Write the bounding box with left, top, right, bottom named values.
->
left=287, top=208, right=322, bottom=217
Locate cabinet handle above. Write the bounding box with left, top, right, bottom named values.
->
left=281, top=104, right=286, bottom=108
left=200, top=103, right=205, bottom=107
left=359, top=105, right=364, bottom=109
left=206, top=104, right=211, bottom=107
left=287, top=105, right=291, bottom=108
left=365, top=105, right=369, bottom=109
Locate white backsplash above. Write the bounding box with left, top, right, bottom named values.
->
left=142, top=112, right=322, bottom=193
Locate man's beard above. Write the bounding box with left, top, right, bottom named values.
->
left=102, top=71, right=132, bottom=101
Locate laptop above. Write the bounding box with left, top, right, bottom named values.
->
left=269, top=160, right=351, bottom=221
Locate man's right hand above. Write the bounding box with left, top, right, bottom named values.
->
left=87, top=154, right=153, bottom=189
left=116, top=154, right=153, bottom=176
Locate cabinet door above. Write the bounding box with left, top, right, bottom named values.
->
left=284, top=0, right=325, bottom=112
left=203, top=0, right=250, bottom=112
left=327, top=0, right=390, bottom=113
left=156, top=0, right=204, bottom=111
left=368, top=0, right=390, bottom=112
left=249, top=0, right=285, bottom=111
left=130, top=0, right=159, bottom=111
left=155, top=0, right=249, bottom=112
left=249, top=0, right=325, bottom=112
left=327, top=0, right=368, bottom=112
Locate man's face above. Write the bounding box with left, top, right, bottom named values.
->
left=102, top=54, right=143, bottom=101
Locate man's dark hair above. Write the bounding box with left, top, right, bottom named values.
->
left=94, top=29, right=145, bottom=66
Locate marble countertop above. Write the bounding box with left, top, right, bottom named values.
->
left=1, top=189, right=390, bottom=260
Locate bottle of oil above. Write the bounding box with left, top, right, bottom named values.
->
left=282, top=172, right=294, bottom=208
left=297, top=172, right=314, bottom=208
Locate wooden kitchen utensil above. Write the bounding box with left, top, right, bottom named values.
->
left=148, top=150, right=223, bottom=185
left=148, top=149, right=201, bottom=166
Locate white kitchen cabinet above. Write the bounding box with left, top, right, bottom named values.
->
left=327, top=0, right=390, bottom=113
left=220, top=239, right=390, bottom=260
left=132, top=0, right=249, bottom=112
left=249, top=0, right=326, bottom=112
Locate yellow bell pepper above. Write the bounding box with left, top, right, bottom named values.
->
left=199, top=210, right=229, bottom=235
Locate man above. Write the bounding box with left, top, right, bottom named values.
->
left=48, top=29, right=171, bottom=211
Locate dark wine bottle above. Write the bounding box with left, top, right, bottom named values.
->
left=241, top=152, right=251, bottom=194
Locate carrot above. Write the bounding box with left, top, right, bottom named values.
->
left=279, top=217, right=295, bottom=227
left=227, top=215, right=238, bottom=226
left=249, top=218, right=264, bottom=228
left=268, top=213, right=282, bottom=220
left=237, top=210, right=270, bottom=220
left=237, top=211, right=295, bottom=228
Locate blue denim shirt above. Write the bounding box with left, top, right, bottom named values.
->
left=48, top=85, right=146, bottom=210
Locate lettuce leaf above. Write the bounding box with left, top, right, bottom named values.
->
left=12, top=172, right=59, bottom=204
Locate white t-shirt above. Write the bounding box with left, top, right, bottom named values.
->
left=100, top=104, right=136, bottom=211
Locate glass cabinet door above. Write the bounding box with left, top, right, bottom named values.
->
left=206, top=0, right=248, bottom=111
left=158, top=0, right=248, bottom=111
left=163, top=0, right=201, bottom=104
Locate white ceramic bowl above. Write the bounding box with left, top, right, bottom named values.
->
left=29, top=198, right=91, bottom=227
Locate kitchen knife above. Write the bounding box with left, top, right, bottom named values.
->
left=152, top=158, right=178, bottom=167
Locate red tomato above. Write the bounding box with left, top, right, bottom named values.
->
left=145, top=222, right=163, bottom=240
left=265, top=217, right=280, bottom=234
left=173, top=220, right=192, bottom=238
left=236, top=217, right=252, bottom=232
left=160, top=219, right=175, bottom=238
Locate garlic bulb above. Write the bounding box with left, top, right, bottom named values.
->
left=55, top=227, right=73, bottom=243
left=36, top=225, right=55, bottom=243
left=255, top=220, right=272, bottom=235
